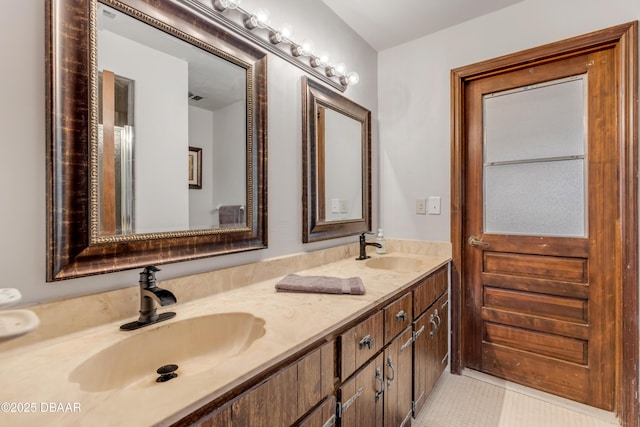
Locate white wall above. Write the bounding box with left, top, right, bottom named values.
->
left=378, top=0, right=640, bottom=242
left=212, top=100, right=246, bottom=221
left=188, top=106, right=215, bottom=229
left=324, top=108, right=363, bottom=221
left=1, top=0, right=376, bottom=305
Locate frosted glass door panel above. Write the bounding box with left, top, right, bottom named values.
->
left=483, top=76, right=587, bottom=237
left=484, top=160, right=585, bottom=236
left=484, top=77, right=585, bottom=164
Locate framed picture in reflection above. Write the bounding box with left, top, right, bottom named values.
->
left=188, top=146, right=202, bottom=189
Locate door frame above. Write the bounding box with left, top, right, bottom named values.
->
left=450, top=22, right=638, bottom=426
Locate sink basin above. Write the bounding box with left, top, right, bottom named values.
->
left=70, top=312, right=265, bottom=392
left=365, top=256, right=424, bottom=272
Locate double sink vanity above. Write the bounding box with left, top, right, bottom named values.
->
left=0, top=240, right=450, bottom=426
left=32, top=0, right=453, bottom=425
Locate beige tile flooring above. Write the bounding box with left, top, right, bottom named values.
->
left=414, top=370, right=620, bottom=427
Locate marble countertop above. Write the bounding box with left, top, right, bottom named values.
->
left=0, top=250, right=449, bottom=426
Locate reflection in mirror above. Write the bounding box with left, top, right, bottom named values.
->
left=98, top=71, right=135, bottom=235
left=96, top=3, right=247, bottom=236
left=46, top=0, right=267, bottom=281
left=317, top=106, right=363, bottom=222
left=302, top=77, right=371, bottom=243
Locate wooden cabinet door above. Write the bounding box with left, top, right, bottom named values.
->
left=338, top=353, right=384, bottom=427
left=232, top=364, right=298, bottom=427
left=296, top=396, right=336, bottom=427
left=412, top=303, right=440, bottom=417
left=384, top=327, right=414, bottom=427
left=298, top=341, right=336, bottom=420
left=196, top=405, right=231, bottom=427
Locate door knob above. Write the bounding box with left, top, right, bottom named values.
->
left=468, top=236, right=489, bottom=247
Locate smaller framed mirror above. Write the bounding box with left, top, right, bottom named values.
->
left=302, top=77, right=371, bottom=243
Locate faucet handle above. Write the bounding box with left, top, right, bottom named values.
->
left=140, top=265, right=161, bottom=287
left=143, top=265, right=161, bottom=274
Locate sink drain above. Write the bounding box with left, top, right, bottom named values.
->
left=156, top=364, right=178, bottom=383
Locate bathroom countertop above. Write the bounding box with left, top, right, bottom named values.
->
left=0, top=250, right=450, bottom=426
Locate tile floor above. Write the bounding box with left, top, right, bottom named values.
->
left=413, top=370, right=620, bottom=427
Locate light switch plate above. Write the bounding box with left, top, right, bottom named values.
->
left=416, top=198, right=427, bottom=215
left=339, top=199, right=349, bottom=213
left=331, top=198, right=340, bottom=213
left=428, top=196, right=441, bottom=215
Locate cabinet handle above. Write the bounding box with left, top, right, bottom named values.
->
left=341, top=386, right=364, bottom=416
left=434, top=309, right=442, bottom=328
left=359, top=334, right=373, bottom=350
left=386, top=356, right=395, bottom=389
left=400, top=335, right=413, bottom=352
left=413, top=325, right=425, bottom=341
left=322, top=415, right=337, bottom=427
left=429, top=314, right=439, bottom=339
left=395, top=310, right=407, bottom=322
left=375, top=367, right=384, bottom=402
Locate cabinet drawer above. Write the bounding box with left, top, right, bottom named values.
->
left=340, top=310, right=384, bottom=382
left=384, top=292, right=413, bottom=345
left=413, top=266, right=448, bottom=317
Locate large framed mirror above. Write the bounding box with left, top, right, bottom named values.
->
left=302, top=77, right=371, bottom=243
left=46, top=0, right=267, bottom=281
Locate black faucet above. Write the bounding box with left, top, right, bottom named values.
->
left=356, top=232, right=382, bottom=260
left=120, top=266, right=177, bottom=331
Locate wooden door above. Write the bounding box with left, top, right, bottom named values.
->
left=452, top=23, right=638, bottom=425
left=462, top=48, right=618, bottom=410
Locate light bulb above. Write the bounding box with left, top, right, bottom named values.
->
left=347, top=71, right=359, bottom=85
left=280, top=24, right=294, bottom=41
left=317, top=53, right=330, bottom=66
left=334, top=63, right=347, bottom=75
left=340, top=71, right=360, bottom=86
left=254, top=8, right=271, bottom=28
left=300, top=40, right=314, bottom=56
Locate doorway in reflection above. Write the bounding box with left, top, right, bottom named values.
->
left=98, top=70, right=135, bottom=235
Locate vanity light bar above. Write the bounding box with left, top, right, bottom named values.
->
left=189, top=0, right=359, bottom=91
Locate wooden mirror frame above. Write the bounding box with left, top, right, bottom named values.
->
left=46, top=0, right=268, bottom=281
left=302, top=77, right=371, bottom=243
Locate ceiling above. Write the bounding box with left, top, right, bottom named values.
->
left=99, top=3, right=246, bottom=111
left=321, top=0, right=525, bottom=51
